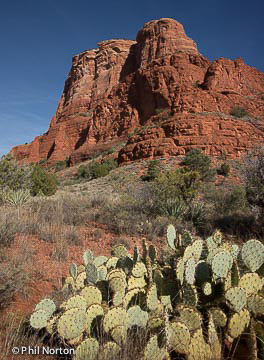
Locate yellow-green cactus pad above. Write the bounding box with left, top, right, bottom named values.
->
left=183, top=245, right=194, bottom=263
left=111, top=244, right=128, bottom=258
left=202, top=282, right=212, bottom=296
left=160, top=295, right=172, bottom=311
left=239, top=272, right=262, bottom=295
left=109, top=276, right=127, bottom=293
left=30, top=309, right=50, bottom=330
left=75, top=272, right=87, bottom=290
left=213, top=229, right=222, bottom=245
left=77, top=264, right=86, bottom=274
left=147, top=284, right=160, bottom=311
left=225, top=287, right=247, bottom=312
left=189, top=328, right=212, bottom=360
left=228, top=309, right=250, bottom=339
left=83, top=249, right=93, bottom=266
left=127, top=305, right=148, bottom=328
left=182, top=284, right=198, bottom=307
left=106, top=256, right=119, bottom=269
left=68, top=334, right=83, bottom=346
left=208, top=315, right=222, bottom=359
left=110, top=325, right=127, bottom=346
left=144, top=334, right=168, bottom=360
left=209, top=308, right=227, bottom=327
left=132, top=262, right=147, bottom=278
left=123, top=288, right=145, bottom=308
left=85, top=304, right=104, bottom=335
left=93, top=255, right=108, bottom=267
left=128, top=275, right=146, bottom=290
left=113, top=289, right=126, bottom=307
left=212, top=250, right=233, bottom=278
left=177, top=305, right=202, bottom=331
left=57, top=308, right=86, bottom=340
left=241, top=239, right=264, bottom=272
left=80, top=285, right=102, bottom=306
left=103, top=307, right=128, bottom=333
left=46, top=315, right=59, bottom=335
left=206, top=236, right=218, bottom=253
left=185, top=257, right=196, bottom=285
left=191, top=239, right=203, bottom=262
left=247, top=294, right=264, bottom=316
left=74, top=338, right=99, bottom=360
left=168, top=321, right=190, bottom=354
left=176, top=258, right=184, bottom=285
left=107, top=269, right=126, bottom=282
left=97, top=265, right=107, bottom=281
left=167, top=224, right=176, bottom=250
left=147, top=316, right=163, bottom=331
left=101, top=341, right=121, bottom=360
left=61, top=295, right=87, bottom=311
left=35, top=298, right=56, bottom=317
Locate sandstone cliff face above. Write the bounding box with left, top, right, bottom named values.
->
left=12, top=18, right=264, bottom=165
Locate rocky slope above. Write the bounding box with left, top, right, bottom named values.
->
left=12, top=18, right=264, bottom=165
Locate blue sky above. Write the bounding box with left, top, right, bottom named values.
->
left=1, top=0, right=263, bottom=157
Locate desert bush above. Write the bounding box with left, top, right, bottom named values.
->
left=183, top=200, right=207, bottom=228
left=141, top=160, right=161, bottom=182
left=240, top=146, right=264, bottom=221
left=0, top=154, right=32, bottom=191
left=230, top=106, right=248, bottom=118
left=52, top=159, right=69, bottom=172
left=77, top=159, right=118, bottom=180
left=217, top=162, right=230, bottom=177
left=30, top=165, right=58, bottom=196
left=180, top=149, right=216, bottom=182
left=1, top=188, right=30, bottom=207
left=0, top=218, right=17, bottom=247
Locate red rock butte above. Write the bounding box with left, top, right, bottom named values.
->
left=11, top=18, right=264, bottom=165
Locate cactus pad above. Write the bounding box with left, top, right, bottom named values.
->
left=97, top=265, right=107, bottom=281
left=127, top=305, right=148, bottom=328
left=93, top=255, right=108, bottom=267
left=123, top=288, right=145, bottom=308
left=149, top=245, right=157, bottom=263
left=107, top=269, right=126, bottom=282
left=241, top=239, right=264, bottom=272
left=106, top=256, right=119, bottom=269
left=209, top=308, right=227, bottom=327
left=168, top=321, right=190, bottom=354
left=202, top=282, right=212, bottom=296
left=57, top=308, right=86, bottom=340
left=74, top=338, right=99, bottom=360
left=80, top=285, right=102, bottom=306
left=212, top=250, right=233, bottom=278
left=85, top=304, right=104, bottom=335
left=225, top=287, right=247, bottom=312
left=167, top=224, right=176, bottom=250
left=30, top=309, right=50, bottom=329
left=86, top=263, right=98, bottom=284
left=191, top=239, right=203, bottom=262
left=101, top=341, right=121, bottom=360
left=103, top=307, right=128, bottom=333
left=61, top=295, right=87, bottom=311
left=128, top=275, right=146, bottom=290
left=132, top=262, right=147, bottom=278
left=239, top=272, right=262, bottom=295
left=185, top=257, right=196, bottom=285
left=213, top=230, right=222, bottom=245
left=182, top=284, right=198, bottom=306
left=70, top=263, right=78, bottom=279
left=189, top=328, right=212, bottom=360
left=228, top=309, right=250, bottom=339
left=144, top=335, right=168, bottom=360
left=195, top=261, right=211, bottom=285
left=177, top=305, right=202, bottom=331
left=247, top=294, right=264, bottom=316
left=110, top=325, right=127, bottom=346
left=35, top=298, right=56, bottom=317
left=111, top=244, right=128, bottom=258
left=147, top=284, right=160, bottom=311
left=75, top=272, right=87, bottom=290
left=83, top=249, right=93, bottom=266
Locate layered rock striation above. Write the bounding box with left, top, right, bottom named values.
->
left=12, top=18, right=264, bottom=165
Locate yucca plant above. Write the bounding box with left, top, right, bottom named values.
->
left=159, top=198, right=187, bottom=218
left=2, top=189, right=30, bottom=207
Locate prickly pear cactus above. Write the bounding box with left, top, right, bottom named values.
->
left=29, top=228, right=264, bottom=360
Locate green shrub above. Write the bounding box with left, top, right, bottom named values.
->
left=0, top=155, right=32, bottom=191
left=77, top=159, right=118, bottom=180
left=240, top=146, right=264, bottom=220
left=230, top=106, right=248, bottom=118
left=141, top=160, right=161, bottom=182
left=30, top=165, right=58, bottom=196
left=53, top=159, right=69, bottom=172
left=180, top=149, right=216, bottom=182
left=217, top=162, right=230, bottom=177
